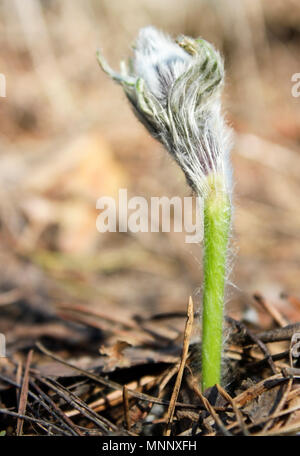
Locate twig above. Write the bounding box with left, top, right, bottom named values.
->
left=251, top=402, right=300, bottom=434
left=256, top=323, right=300, bottom=343
left=233, top=373, right=283, bottom=407
left=36, top=375, right=118, bottom=435
left=35, top=342, right=198, bottom=410
left=0, top=409, right=65, bottom=435
left=66, top=376, right=156, bottom=417
left=30, top=378, right=83, bottom=436
left=227, top=400, right=300, bottom=434
left=189, top=379, right=232, bottom=436
left=216, top=384, right=249, bottom=435
left=253, top=293, right=288, bottom=327
left=227, top=317, right=277, bottom=374
left=15, top=361, right=22, bottom=405
left=264, top=335, right=298, bottom=433
left=262, top=377, right=293, bottom=434
left=123, top=386, right=131, bottom=431
left=0, top=372, right=74, bottom=435
left=17, top=349, right=33, bottom=435
left=282, top=367, right=300, bottom=378
left=164, top=297, right=194, bottom=436
left=158, top=365, right=179, bottom=397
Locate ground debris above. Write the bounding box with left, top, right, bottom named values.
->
left=1, top=293, right=300, bottom=436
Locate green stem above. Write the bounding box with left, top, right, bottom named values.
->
left=201, top=174, right=231, bottom=391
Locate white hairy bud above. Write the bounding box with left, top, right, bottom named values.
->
left=97, top=26, right=232, bottom=196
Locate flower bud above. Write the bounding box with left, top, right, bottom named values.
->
left=97, top=26, right=232, bottom=196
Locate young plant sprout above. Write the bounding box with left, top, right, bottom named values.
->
left=97, top=27, right=233, bottom=391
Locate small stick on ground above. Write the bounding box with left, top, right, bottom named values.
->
left=123, top=386, right=131, bottom=431
left=158, top=364, right=179, bottom=397
left=164, top=296, right=194, bottom=436
left=262, top=376, right=293, bottom=434
left=0, top=409, right=66, bottom=435
left=227, top=317, right=277, bottom=374
left=15, top=361, right=22, bottom=405
left=17, top=349, right=33, bottom=436
left=36, top=342, right=197, bottom=409
left=189, top=378, right=231, bottom=436
left=30, top=378, right=83, bottom=436
left=254, top=293, right=288, bottom=327
left=233, top=373, right=283, bottom=408
left=37, top=375, right=118, bottom=434
left=257, top=323, right=300, bottom=343
left=216, top=384, right=249, bottom=435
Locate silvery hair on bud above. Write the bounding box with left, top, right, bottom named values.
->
left=97, top=26, right=233, bottom=197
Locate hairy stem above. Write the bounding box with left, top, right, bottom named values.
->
left=201, top=174, right=231, bottom=391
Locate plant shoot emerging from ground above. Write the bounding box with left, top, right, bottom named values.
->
left=97, top=27, right=233, bottom=391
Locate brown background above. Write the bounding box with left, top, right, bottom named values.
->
left=0, top=0, right=300, bottom=341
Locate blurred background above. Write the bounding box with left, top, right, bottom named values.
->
left=0, top=0, right=300, bottom=349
